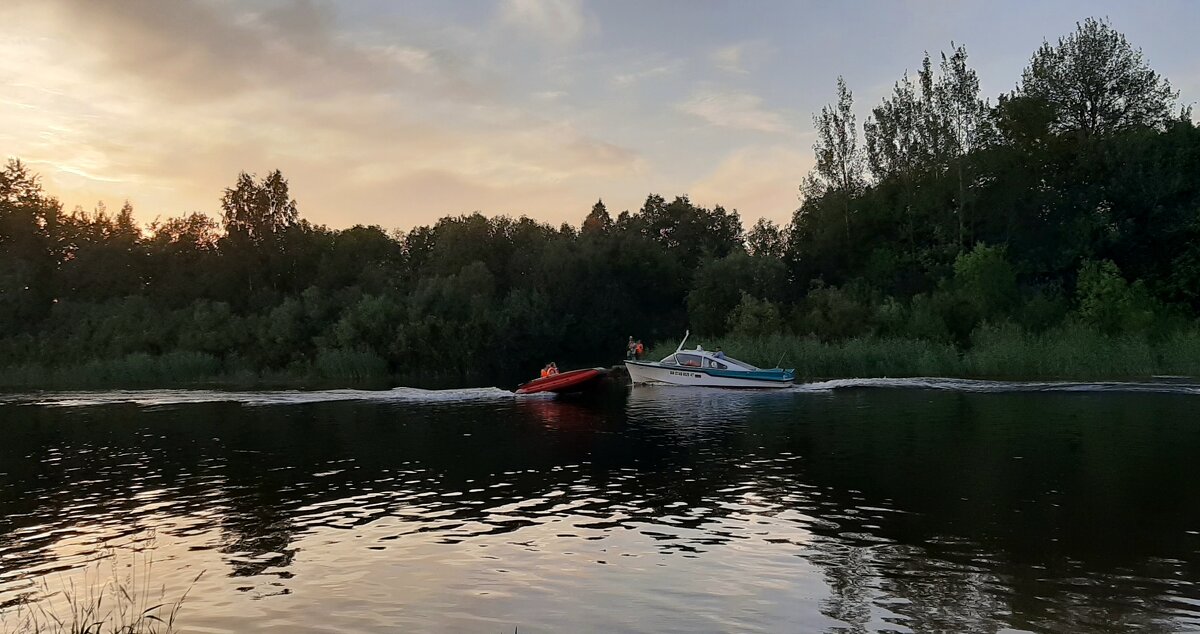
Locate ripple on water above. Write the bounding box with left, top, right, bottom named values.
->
left=3, top=388, right=1200, bottom=632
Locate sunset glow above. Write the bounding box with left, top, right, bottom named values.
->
left=2, top=0, right=1197, bottom=229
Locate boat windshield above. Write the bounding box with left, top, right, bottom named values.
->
left=674, top=353, right=703, bottom=368
left=722, top=356, right=758, bottom=370
left=659, top=349, right=759, bottom=371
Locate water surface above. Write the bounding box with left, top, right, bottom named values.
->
left=2, top=380, right=1199, bottom=632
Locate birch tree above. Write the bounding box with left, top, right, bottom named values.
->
left=937, top=44, right=993, bottom=248
left=803, top=76, right=865, bottom=242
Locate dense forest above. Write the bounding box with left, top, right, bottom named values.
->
left=2, top=18, right=1199, bottom=386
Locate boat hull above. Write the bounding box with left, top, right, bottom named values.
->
left=624, top=361, right=793, bottom=389
left=516, top=368, right=607, bottom=394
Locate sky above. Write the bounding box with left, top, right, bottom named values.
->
left=1, top=0, right=1198, bottom=230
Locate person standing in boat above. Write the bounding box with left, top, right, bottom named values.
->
left=626, top=336, right=637, bottom=360
left=635, top=340, right=645, bottom=359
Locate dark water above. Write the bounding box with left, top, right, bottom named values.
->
left=2, top=380, right=1200, bottom=633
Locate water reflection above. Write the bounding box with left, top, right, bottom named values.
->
left=0, top=387, right=1198, bottom=632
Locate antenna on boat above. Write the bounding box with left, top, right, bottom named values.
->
left=774, top=351, right=786, bottom=369
left=676, top=330, right=690, bottom=353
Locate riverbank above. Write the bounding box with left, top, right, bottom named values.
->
left=5, top=323, right=1199, bottom=390
left=0, top=351, right=514, bottom=391
left=648, top=324, right=1200, bottom=380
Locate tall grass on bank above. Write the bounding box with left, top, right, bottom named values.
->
left=1, top=546, right=202, bottom=634
left=649, top=324, right=1200, bottom=380
left=0, top=352, right=227, bottom=389
left=0, top=350, right=393, bottom=390
left=314, top=349, right=388, bottom=381
left=6, top=324, right=1200, bottom=389
left=965, top=323, right=1158, bottom=378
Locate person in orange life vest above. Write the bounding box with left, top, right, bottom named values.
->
left=540, top=364, right=551, bottom=378
left=635, top=340, right=644, bottom=359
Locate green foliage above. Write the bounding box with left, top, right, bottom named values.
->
left=745, top=218, right=786, bottom=259
left=1020, top=17, right=1180, bottom=136
left=899, top=292, right=955, bottom=343
left=1074, top=259, right=1157, bottom=334
left=315, top=349, right=388, bottom=381
left=953, top=244, right=1018, bottom=319
left=727, top=293, right=784, bottom=338
left=796, top=284, right=876, bottom=340
left=687, top=251, right=785, bottom=336
left=967, top=322, right=1156, bottom=378
left=221, top=170, right=298, bottom=243
left=805, top=76, right=866, bottom=199
left=1017, top=284, right=1070, bottom=333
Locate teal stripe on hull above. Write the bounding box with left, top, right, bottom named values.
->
left=702, top=368, right=794, bottom=382
left=626, top=361, right=794, bottom=383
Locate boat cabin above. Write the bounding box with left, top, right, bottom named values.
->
left=658, top=346, right=759, bottom=372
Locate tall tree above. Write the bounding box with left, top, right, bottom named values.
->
left=936, top=44, right=993, bottom=248
left=745, top=218, right=786, bottom=259
left=219, top=170, right=299, bottom=296
left=916, top=53, right=954, bottom=169
left=803, top=76, right=866, bottom=242
left=220, top=170, right=298, bottom=244
left=0, top=159, right=65, bottom=326
left=1020, top=17, right=1179, bottom=137
left=582, top=199, right=612, bottom=235
left=863, top=63, right=936, bottom=257
left=864, top=71, right=922, bottom=181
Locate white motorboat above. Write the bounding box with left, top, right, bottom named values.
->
left=624, top=332, right=795, bottom=388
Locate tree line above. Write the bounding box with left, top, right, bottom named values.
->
left=1, top=18, right=1198, bottom=384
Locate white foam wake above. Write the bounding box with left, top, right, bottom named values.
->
left=2, top=387, right=516, bottom=408
left=789, top=377, right=1200, bottom=395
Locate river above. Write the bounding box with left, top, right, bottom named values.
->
left=2, top=379, right=1199, bottom=632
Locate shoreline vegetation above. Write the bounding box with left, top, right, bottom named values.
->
left=649, top=327, right=1200, bottom=382
left=4, top=324, right=1200, bottom=391
left=4, top=19, right=1200, bottom=391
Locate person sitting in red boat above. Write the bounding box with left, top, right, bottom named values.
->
left=547, top=362, right=559, bottom=375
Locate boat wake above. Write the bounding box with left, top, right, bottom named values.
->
left=790, top=377, right=1200, bottom=395
left=7, top=377, right=1200, bottom=409
left=2, top=387, right=517, bottom=408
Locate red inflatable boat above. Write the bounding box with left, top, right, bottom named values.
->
left=516, top=367, right=608, bottom=394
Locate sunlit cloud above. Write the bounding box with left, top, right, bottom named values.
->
left=499, top=0, right=590, bottom=46
left=712, top=45, right=749, bottom=74
left=613, top=60, right=684, bottom=86
left=689, top=145, right=811, bottom=224
left=2, top=0, right=1198, bottom=230
left=678, top=90, right=795, bottom=134
left=0, top=0, right=636, bottom=226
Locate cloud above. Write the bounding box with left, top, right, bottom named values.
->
left=689, top=146, right=812, bottom=224
left=613, top=60, right=683, bottom=86
left=712, top=45, right=748, bottom=74
left=370, top=45, right=437, bottom=75
left=0, top=0, right=640, bottom=228
left=499, top=0, right=589, bottom=46
left=678, top=90, right=794, bottom=134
